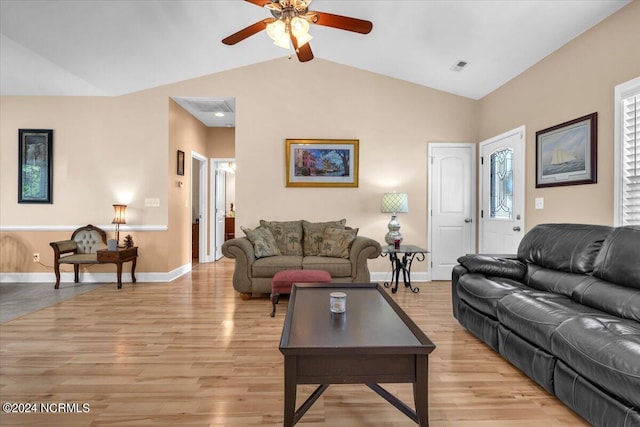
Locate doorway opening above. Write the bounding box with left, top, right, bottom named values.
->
left=171, top=96, right=236, bottom=264
left=211, top=159, right=236, bottom=260
left=191, top=152, right=208, bottom=263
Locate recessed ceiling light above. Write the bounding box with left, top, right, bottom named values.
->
left=214, top=112, right=225, bottom=117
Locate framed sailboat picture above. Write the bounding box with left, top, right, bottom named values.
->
left=536, top=112, right=597, bottom=188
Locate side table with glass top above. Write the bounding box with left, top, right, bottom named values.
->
left=381, top=245, right=429, bottom=293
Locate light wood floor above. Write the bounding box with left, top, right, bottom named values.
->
left=0, top=258, right=588, bottom=426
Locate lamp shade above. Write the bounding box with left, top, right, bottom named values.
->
left=266, top=20, right=285, bottom=40
left=381, top=193, right=408, bottom=214
left=112, top=204, right=127, bottom=224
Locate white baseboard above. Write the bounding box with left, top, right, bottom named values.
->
left=0, top=263, right=192, bottom=284
left=166, top=263, right=192, bottom=282
left=2, top=268, right=425, bottom=284
left=370, top=271, right=431, bottom=283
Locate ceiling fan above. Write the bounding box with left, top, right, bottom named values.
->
left=222, top=0, right=373, bottom=62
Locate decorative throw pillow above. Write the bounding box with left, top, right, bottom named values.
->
left=259, top=220, right=303, bottom=256
left=302, top=219, right=347, bottom=256
left=241, top=226, right=281, bottom=258
left=320, top=227, right=358, bottom=258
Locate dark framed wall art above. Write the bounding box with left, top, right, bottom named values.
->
left=536, top=112, right=597, bottom=188
left=177, top=150, right=185, bottom=176
left=18, top=129, right=53, bottom=203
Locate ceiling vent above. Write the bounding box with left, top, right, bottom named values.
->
left=185, top=98, right=234, bottom=114
left=451, top=60, right=468, bottom=72
left=171, top=96, right=236, bottom=127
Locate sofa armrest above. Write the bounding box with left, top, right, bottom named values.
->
left=222, top=237, right=256, bottom=294
left=222, top=237, right=255, bottom=260
left=349, top=236, right=382, bottom=282
left=451, top=264, right=469, bottom=320
left=49, top=240, right=78, bottom=259
left=456, top=254, right=526, bottom=281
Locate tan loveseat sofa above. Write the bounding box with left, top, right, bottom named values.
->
left=221, top=219, right=382, bottom=299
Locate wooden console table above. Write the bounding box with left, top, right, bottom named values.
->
left=96, top=247, right=138, bottom=289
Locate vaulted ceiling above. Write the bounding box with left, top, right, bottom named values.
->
left=0, top=0, right=630, bottom=101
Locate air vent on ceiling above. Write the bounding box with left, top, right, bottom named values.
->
left=451, top=60, right=468, bottom=72
left=185, top=99, right=234, bottom=114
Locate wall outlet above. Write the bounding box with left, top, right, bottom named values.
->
left=33, top=253, right=40, bottom=262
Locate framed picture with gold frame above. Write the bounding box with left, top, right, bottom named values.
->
left=285, top=139, right=359, bottom=187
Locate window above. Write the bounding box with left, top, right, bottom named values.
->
left=614, top=77, right=640, bottom=226
left=490, top=148, right=513, bottom=220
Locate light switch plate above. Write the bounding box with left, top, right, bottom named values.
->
left=535, top=197, right=544, bottom=209
left=145, top=198, right=160, bottom=207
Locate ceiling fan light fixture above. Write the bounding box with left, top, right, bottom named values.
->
left=291, top=16, right=312, bottom=46
left=296, top=32, right=312, bottom=47
left=291, top=16, right=309, bottom=37
left=273, top=33, right=291, bottom=49
left=266, top=19, right=285, bottom=40
left=222, top=0, right=372, bottom=62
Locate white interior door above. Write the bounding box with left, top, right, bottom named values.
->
left=428, top=143, right=476, bottom=280
left=479, top=126, right=525, bottom=254
left=214, top=166, right=226, bottom=260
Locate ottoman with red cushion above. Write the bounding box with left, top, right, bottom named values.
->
left=270, top=269, right=331, bottom=317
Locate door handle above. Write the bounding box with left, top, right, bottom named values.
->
left=464, top=218, right=472, bottom=223
left=513, top=226, right=521, bottom=232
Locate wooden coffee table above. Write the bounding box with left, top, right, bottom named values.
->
left=279, top=283, right=436, bottom=426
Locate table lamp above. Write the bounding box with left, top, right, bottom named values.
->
left=112, top=204, right=127, bottom=245
left=380, top=193, right=408, bottom=246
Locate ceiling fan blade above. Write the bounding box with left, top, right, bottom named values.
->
left=244, top=0, right=274, bottom=7
left=297, top=43, right=314, bottom=62
left=222, top=18, right=274, bottom=45
left=291, top=34, right=314, bottom=62
left=312, top=11, right=372, bottom=34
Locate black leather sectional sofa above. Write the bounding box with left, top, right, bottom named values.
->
left=451, top=223, right=640, bottom=427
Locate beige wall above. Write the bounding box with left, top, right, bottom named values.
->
left=0, top=230, right=168, bottom=275
left=168, top=99, right=208, bottom=270
left=0, top=95, right=168, bottom=226
left=231, top=60, right=478, bottom=273
left=1, top=59, right=478, bottom=275
left=164, top=59, right=478, bottom=273
left=0, top=93, right=170, bottom=273
left=3, top=2, right=637, bottom=278
left=479, top=1, right=640, bottom=229
left=207, top=127, right=235, bottom=159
